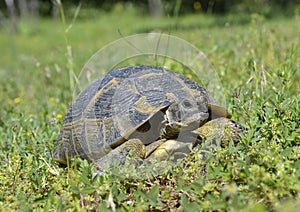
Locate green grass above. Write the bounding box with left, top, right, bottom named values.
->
left=0, top=7, right=299, bottom=211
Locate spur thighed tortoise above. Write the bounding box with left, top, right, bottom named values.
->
left=54, top=65, right=246, bottom=175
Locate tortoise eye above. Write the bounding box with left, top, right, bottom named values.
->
left=182, top=100, right=192, bottom=108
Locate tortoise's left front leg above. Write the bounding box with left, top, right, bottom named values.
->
left=93, top=138, right=168, bottom=175
left=193, top=117, right=247, bottom=147
left=93, top=138, right=147, bottom=175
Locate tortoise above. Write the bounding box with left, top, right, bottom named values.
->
left=53, top=65, right=246, bottom=175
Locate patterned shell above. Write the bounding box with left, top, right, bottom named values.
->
left=55, top=65, right=210, bottom=162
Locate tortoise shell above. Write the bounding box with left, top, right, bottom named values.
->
left=54, top=65, right=221, bottom=163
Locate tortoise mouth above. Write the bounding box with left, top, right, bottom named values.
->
left=179, top=112, right=209, bottom=129
left=169, top=111, right=209, bottom=130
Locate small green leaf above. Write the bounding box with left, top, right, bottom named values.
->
left=70, top=186, right=80, bottom=195
left=147, top=185, right=159, bottom=204
left=80, top=186, right=95, bottom=194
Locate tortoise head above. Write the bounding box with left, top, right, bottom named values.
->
left=162, top=99, right=209, bottom=138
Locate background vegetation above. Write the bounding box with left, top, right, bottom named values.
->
left=0, top=1, right=299, bottom=211
left=1, top=0, right=299, bottom=16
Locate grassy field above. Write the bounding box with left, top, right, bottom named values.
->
left=0, top=6, right=299, bottom=211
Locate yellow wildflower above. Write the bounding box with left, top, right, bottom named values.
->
left=186, top=74, right=193, bottom=79
left=14, top=97, right=21, bottom=104
left=56, top=114, right=63, bottom=119
left=49, top=97, right=55, bottom=102
left=27, top=131, right=32, bottom=136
